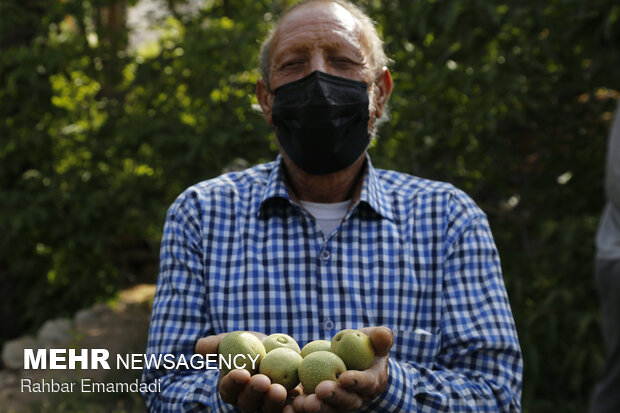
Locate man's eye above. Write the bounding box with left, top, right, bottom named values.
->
left=282, top=61, right=303, bottom=68
left=332, top=58, right=358, bottom=67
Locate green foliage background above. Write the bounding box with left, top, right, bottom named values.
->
left=1, top=0, right=619, bottom=411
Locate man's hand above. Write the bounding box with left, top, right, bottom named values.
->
left=290, top=326, right=393, bottom=413
left=195, top=332, right=301, bottom=413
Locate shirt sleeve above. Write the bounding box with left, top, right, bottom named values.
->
left=606, top=102, right=620, bottom=209
left=141, top=191, right=235, bottom=412
left=363, top=212, right=523, bottom=412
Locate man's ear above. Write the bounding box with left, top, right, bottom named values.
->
left=256, top=78, right=274, bottom=125
left=373, top=68, right=393, bottom=119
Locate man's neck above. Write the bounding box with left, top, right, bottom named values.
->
left=281, top=153, right=367, bottom=203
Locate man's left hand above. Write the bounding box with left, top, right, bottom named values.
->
left=285, top=326, right=393, bottom=413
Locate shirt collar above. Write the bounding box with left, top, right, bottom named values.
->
left=357, top=154, right=395, bottom=221
left=258, top=153, right=394, bottom=221
left=257, top=155, right=292, bottom=217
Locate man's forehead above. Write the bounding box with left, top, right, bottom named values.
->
left=273, top=2, right=360, bottom=47
left=282, top=2, right=358, bottom=31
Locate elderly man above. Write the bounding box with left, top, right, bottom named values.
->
left=142, top=0, right=523, bottom=412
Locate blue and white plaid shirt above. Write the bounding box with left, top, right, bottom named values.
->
left=143, top=154, right=522, bottom=412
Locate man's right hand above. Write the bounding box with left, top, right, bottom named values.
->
left=289, top=326, right=393, bottom=413
left=195, top=333, right=301, bottom=413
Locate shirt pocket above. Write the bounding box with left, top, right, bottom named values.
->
left=392, top=328, right=441, bottom=369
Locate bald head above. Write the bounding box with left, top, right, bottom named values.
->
left=259, top=0, right=388, bottom=88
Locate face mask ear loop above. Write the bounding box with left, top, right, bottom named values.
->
left=368, top=67, right=387, bottom=89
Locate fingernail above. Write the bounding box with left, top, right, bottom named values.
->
left=326, top=391, right=335, bottom=399
left=343, top=379, right=357, bottom=388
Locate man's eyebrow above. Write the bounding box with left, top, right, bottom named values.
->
left=274, top=43, right=313, bottom=60
left=275, top=38, right=363, bottom=60
left=324, top=41, right=364, bottom=56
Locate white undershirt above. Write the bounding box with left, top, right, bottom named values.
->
left=299, top=199, right=351, bottom=236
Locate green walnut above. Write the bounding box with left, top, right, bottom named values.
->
left=298, top=351, right=346, bottom=394
left=300, top=340, right=332, bottom=358
left=330, top=329, right=375, bottom=371
left=218, top=331, right=266, bottom=375
left=259, top=347, right=303, bottom=391
left=263, top=333, right=301, bottom=354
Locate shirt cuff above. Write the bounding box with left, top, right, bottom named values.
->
left=152, top=370, right=237, bottom=412
left=183, top=370, right=236, bottom=412
left=361, top=358, right=448, bottom=413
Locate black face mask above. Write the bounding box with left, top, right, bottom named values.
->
left=271, top=71, right=371, bottom=175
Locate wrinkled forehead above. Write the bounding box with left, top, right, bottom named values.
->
left=281, top=2, right=359, bottom=33
left=271, top=2, right=362, bottom=54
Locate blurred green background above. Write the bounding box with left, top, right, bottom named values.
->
left=1, top=0, right=619, bottom=411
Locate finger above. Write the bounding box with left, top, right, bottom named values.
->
left=195, top=333, right=227, bottom=355
left=292, top=394, right=308, bottom=411
left=286, top=384, right=303, bottom=406
left=303, top=394, right=339, bottom=413
left=338, top=368, right=383, bottom=400
left=261, top=383, right=288, bottom=413
left=288, top=384, right=303, bottom=399
left=219, top=369, right=251, bottom=405
left=360, top=326, right=393, bottom=357
left=237, top=374, right=271, bottom=412
left=283, top=405, right=299, bottom=413
left=314, top=380, right=362, bottom=411
left=249, top=331, right=268, bottom=341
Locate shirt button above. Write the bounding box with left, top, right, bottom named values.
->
left=319, top=249, right=331, bottom=261
left=323, top=319, right=334, bottom=331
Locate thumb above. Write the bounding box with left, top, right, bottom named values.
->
left=195, top=332, right=227, bottom=355
left=367, top=326, right=393, bottom=357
